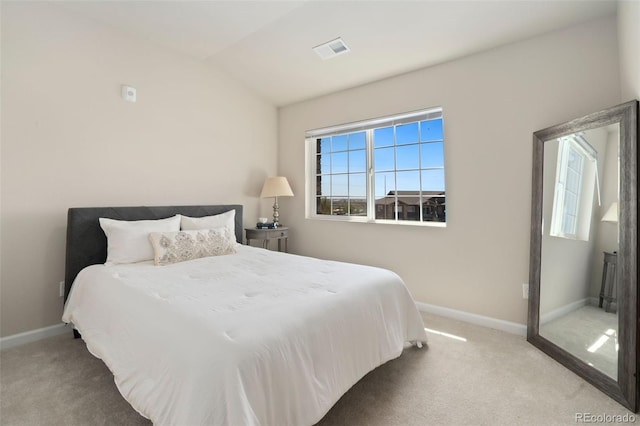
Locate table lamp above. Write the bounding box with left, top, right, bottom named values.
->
left=260, top=177, right=294, bottom=227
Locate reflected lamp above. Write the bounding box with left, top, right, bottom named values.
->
left=601, top=202, right=618, bottom=223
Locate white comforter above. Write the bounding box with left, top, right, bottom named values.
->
left=62, top=245, right=427, bottom=425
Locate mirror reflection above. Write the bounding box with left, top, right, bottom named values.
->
left=539, top=124, right=619, bottom=380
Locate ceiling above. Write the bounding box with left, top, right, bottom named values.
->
left=56, top=0, right=617, bottom=107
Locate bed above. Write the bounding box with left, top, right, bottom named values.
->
left=61, top=205, right=427, bottom=425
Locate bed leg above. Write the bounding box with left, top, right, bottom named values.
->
left=416, top=341, right=423, bottom=349
left=73, top=329, right=81, bottom=339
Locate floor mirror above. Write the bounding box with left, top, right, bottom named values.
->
left=527, top=100, right=638, bottom=411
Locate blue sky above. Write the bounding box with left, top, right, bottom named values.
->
left=318, top=118, right=445, bottom=199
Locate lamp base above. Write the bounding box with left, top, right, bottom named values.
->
left=272, top=197, right=280, bottom=227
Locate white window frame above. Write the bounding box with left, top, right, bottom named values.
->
left=305, top=107, right=446, bottom=227
left=550, top=135, right=598, bottom=240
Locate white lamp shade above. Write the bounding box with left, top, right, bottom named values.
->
left=601, top=202, right=618, bottom=223
left=260, top=177, right=294, bottom=198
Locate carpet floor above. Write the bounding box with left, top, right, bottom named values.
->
left=1, top=312, right=637, bottom=425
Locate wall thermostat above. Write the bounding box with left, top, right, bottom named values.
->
left=121, top=85, right=137, bottom=102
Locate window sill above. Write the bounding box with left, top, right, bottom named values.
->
left=306, top=215, right=447, bottom=228
left=549, top=233, right=588, bottom=242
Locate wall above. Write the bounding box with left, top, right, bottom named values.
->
left=589, top=128, right=620, bottom=299
left=618, top=1, right=640, bottom=101
left=0, top=2, right=278, bottom=337
left=0, top=0, right=3, bottom=340
left=278, top=17, right=620, bottom=325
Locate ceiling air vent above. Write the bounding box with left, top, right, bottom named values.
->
left=313, top=37, right=350, bottom=60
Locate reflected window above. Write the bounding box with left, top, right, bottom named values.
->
left=550, top=135, right=598, bottom=240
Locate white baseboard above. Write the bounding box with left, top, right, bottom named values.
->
left=416, top=302, right=527, bottom=336
left=0, top=323, right=70, bottom=351
left=539, top=298, right=589, bottom=326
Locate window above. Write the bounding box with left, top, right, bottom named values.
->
left=306, top=108, right=446, bottom=225
left=314, top=131, right=367, bottom=217
left=550, top=135, right=598, bottom=240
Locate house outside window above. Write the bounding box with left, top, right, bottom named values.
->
left=306, top=108, right=446, bottom=225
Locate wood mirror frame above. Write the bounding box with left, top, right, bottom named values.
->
left=527, top=100, right=638, bottom=411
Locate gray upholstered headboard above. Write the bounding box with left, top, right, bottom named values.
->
left=64, top=205, right=243, bottom=301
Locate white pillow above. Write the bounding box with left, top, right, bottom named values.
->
left=99, top=215, right=181, bottom=264
left=181, top=210, right=237, bottom=241
left=149, top=228, right=237, bottom=266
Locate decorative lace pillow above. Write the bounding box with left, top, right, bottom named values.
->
left=148, top=227, right=237, bottom=266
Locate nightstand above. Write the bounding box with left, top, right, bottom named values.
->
left=599, top=251, right=617, bottom=313
left=245, top=227, right=289, bottom=252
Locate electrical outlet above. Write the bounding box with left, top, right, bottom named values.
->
left=59, top=281, right=65, bottom=298
left=522, top=283, right=529, bottom=299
